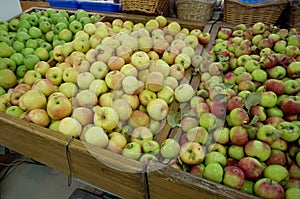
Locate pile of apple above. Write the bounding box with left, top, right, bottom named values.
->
left=0, top=8, right=101, bottom=94
left=165, top=22, right=300, bottom=199
left=0, top=9, right=212, bottom=167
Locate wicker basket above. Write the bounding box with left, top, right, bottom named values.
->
left=176, top=0, right=216, bottom=22
left=121, top=0, right=170, bottom=16
left=223, top=0, right=289, bottom=26
left=288, top=0, right=300, bottom=30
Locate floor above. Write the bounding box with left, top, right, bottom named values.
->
left=0, top=156, right=106, bottom=199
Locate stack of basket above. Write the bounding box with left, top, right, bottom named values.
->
left=176, top=0, right=216, bottom=22
left=223, top=0, right=289, bottom=26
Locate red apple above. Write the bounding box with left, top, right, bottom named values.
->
left=254, top=178, right=284, bottom=199
left=238, top=157, right=263, bottom=180
left=223, top=166, right=245, bottom=190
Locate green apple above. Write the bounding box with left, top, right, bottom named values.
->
left=23, top=54, right=40, bottom=70
left=12, top=40, right=25, bottom=52
left=0, top=69, right=17, bottom=90
left=122, top=142, right=142, bottom=160
left=69, top=20, right=83, bottom=34
left=5, top=105, right=24, bottom=118
left=0, top=42, right=13, bottom=58
left=2, top=58, right=16, bottom=72
left=160, top=138, right=180, bottom=159
left=263, top=164, right=288, bottom=182
left=205, top=151, right=227, bottom=166
left=28, top=27, right=42, bottom=39
left=22, top=48, right=35, bottom=59
left=16, top=65, right=28, bottom=78
left=203, top=162, right=224, bottom=183
left=34, top=47, right=49, bottom=61
left=10, top=53, right=24, bottom=66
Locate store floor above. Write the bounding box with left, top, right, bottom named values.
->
left=0, top=156, right=103, bottom=199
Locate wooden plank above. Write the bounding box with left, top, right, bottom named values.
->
left=20, top=1, right=50, bottom=12
left=0, top=112, right=148, bottom=199
left=147, top=160, right=259, bottom=199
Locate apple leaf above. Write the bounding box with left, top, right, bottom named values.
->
left=244, top=92, right=262, bottom=111
left=167, top=109, right=182, bottom=128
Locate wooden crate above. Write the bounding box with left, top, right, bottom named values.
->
left=147, top=160, right=259, bottom=199
left=0, top=7, right=215, bottom=199
left=0, top=112, right=148, bottom=199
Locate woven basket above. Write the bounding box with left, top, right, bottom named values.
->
left=122, top=0, right=170, bottom=16
left=176, top=0, right=216, bottom=22
left=223, top=0, right=289, bottom=26
left=288, top=0, right=300, bottom=30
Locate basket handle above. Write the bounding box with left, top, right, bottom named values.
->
left=225, top=0, right=289, bottom=8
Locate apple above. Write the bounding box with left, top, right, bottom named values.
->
left=203, top=162, right=224, bottom=183
left=23, top=70, right=42, bottom=86
left=19, top=89, right=47, bottom=111
left=128, top=109, right=150, bottom=127
left=244, top=140, right=271, bottom=161
left=31, top=78, right=55, bottom=97
left=122, top=142, right=142, bottom=160
left=213, top=127, right=230, bottom=144
left=73, top=89, right=97, bottom=108
left=145, top=71, right=164, bottom=92
left=229, top=108, right=250, bottom=126
left=58, top=117, right=82, bottom=138
left=142, top=140, right=160, bottom=156
left=276, top=121, right=300, bottom=142
left=238, top=157, right=263, bottom=180
left=5, top=105, right=24, bottom=118
left=62, top=67, right=78, bottom=83
left=149, top=59, right=171, bottom=78
left=106, top=132, right=127, bottom=154
left=186, top=126, right=209, bottom=144
left=121, top=93, right=140, bottom=110
left=167, top=21, right=181, bottom=37
left=229, top=125, right=249, bottom=146
left=45, top=66, right=63, bottom=86
left=174, top=53, right=191, bottom=69
left=72, top=107, right=93, bottom=126
left=264, top=79, right=286, bottom=95
left=146, top=98, right=169, bottom=121
left=111, top=98, right=132, bottom=122
left=105, top=70, right=125, bottom=90
left=94, top=106, right=119, bottom=131
left=223, top=166, right=245, bottom=190
left=190, top=164, right=205, bottom=177
left=217, top=28, right=232, bottom=40
left=228, top=145, right=245, bottom=160
left=210, top=99, right=226, bottom=118
left=121, top=75, right=140, bottom=95
left=180, top=117, right=200, bottom=133
left=205, top=151, right=227, bottom=167
left=199, top=112, right=218, bottom=131
left=279, top=96, right=300, bottom=115
left=254, top=178, right=285, bottom=199
left=174, top=83, right=194, bottom=103
left=81, top=125, right=108, bottom=148
left=9, top=84, right=31, bottom=106
left=284, top=79, right=300, bottom=95
left=160, top=138, right=180, bottom=159
left=263, top=164, right=289, bottom=183
left=226, top=95, right=243, bottom=112
left=47, top=94, right=72, bottom=120
left=266, top=148, right=287, bottom=166
left=89, top=61, right=108, bottom=80
left=256, top=123, right=281, bottom=144
left=180, top=141, right=205, bottom=165
left=58, top=82, right=78, bottom=99
left=285, top=188, right=300, bottom=199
